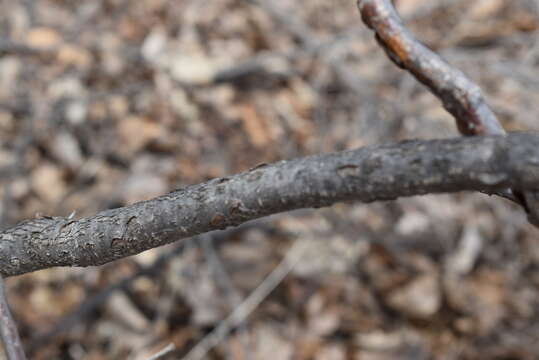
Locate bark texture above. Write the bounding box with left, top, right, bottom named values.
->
left=357, top=0, right=539, bottom=225
left=1, top=133, right=538, bottom=277
left=357, top=0, right=504, bottom=136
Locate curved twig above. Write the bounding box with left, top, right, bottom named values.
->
left=357, top=0, right=504, bottom=136
left=357, top=0, right=539, bottom=225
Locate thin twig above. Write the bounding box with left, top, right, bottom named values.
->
left=146, top=343, right=176, bottom=360
left=182, top=238, right=307, bottom=360
left=0, top=276, right=27, bottom=360
left=201, top=235, right=252, bottom=360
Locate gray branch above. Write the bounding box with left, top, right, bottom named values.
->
left=1, top=133, right=539, bottom=277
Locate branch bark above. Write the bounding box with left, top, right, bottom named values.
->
left=357, top=0, right=504, bottom=136
left=357, top=0, right=539, bottom=225
left=1, top=133, right=539, bottom=277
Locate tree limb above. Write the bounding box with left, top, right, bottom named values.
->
left=357, top=0, right=539, bottom=225
left=1, top=133, right=539, bottom=278
left=357, top=0, right=504, bottom=136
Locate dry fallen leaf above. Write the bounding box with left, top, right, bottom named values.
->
left=26, top=27, right=62, bottom=49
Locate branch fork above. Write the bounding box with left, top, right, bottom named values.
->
left=357, top=0, right=539, bottom=226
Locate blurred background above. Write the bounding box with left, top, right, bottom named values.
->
left=1, top=0, right=539, bottom=359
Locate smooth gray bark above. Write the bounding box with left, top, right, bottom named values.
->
left=1, top=133, right=538, bottom=277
